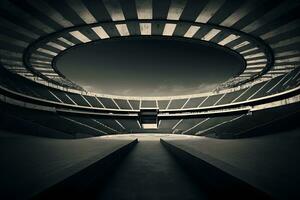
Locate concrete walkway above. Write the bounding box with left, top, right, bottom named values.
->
left=96, top=141, right=208, bottom=200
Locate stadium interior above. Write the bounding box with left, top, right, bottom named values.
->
left=0, top=0, right=300, bottom=199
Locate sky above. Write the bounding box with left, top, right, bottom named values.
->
left=57, top=37, right=244, bottom=96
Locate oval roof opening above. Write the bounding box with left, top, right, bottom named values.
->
left=57, top=37, right=245, bottom=96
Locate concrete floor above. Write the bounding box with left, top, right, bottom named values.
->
left=96, top=141, right=208, bottom=200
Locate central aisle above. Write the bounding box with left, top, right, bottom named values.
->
left=96, top=141, right=208, bottom=200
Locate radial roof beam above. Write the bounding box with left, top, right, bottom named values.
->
left=33, top=68, right=55, bottom=73
left=27, top=0, right=73, bottom=28
left=167, top=0, right=187, bottom=20
left=275, top=57, right=300, bottom=64
left=270, top=36, right=300, bottom=49
left=3, top=66, right=26, bottom=70
left=240, top=47, right=259, bottom=54
left=37, top=48, right=58, bottom=56
left=46, top=42, right=66, bottom=51
left=115, top=24, right=130, bottom=36
left=69, top=31, right=91, bottom=43
left=220, top=0, right=256, bottom=27
left=184, top=25, right=200, bottom=38
left=41, top=72, right=59, bottom=76
left=0, top=34, right=28, bottom=48
left=0, top=59, right=22, bottom=66
left=232, top=41, right=250, bottom=50
left=32, top=63, right=52, bottom=68
left=275, top=50, right=300, bottom=58
left=247, top=59, right=267, bottom=64
left=243, top=69, right=263, bottom=73
left=0, top=49, right=22, bottom=59
left=241, top=0, right=298, bottom=33
left=260, top=19, right=300, bottom=40
left=31, top=54, right=53, bottom=60
left=33, top=66, right=54, bottom=71
left=30, top=59, right=51, bottom=64
left=246, top=64, right=266, bottom=69
left=2, top=0, right=54, bottom=33
left=66, top=0, right=97, bottom=24
left=268, top=69, right=292, bottom=74
left=57, top=37, right=75, bottom=46
left=273, top=65, right=296, bottom=70
left=195, top=0, right=226, bottom=23
left=201, top=29, right=221, bottom=41
left=135, top=0, right=153, bottom=19
left=218, top=34, right=240, bottom=46
left=103, top=0, right=125, bottom=21
left=244, top=52, right=265, bottom=59
left=163, top=23, right=177, bottom=36
left=140, top=23, right=152, bottom=35
left=91, top=26, right=110, bottom=39
left=0, top=17, right=39, bottom=39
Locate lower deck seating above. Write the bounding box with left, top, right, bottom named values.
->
left=0, top=96, right=299, bottom=138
